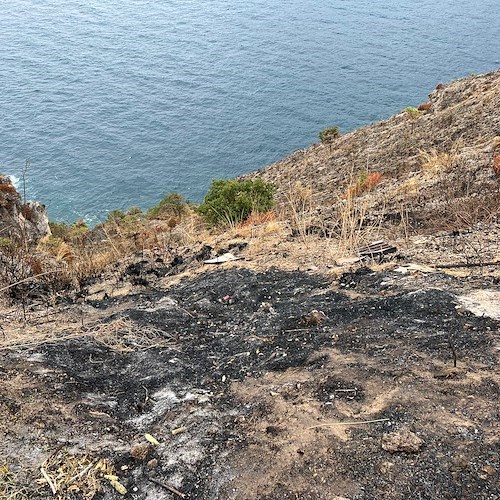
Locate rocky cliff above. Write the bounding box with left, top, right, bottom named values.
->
left=0, top=175, right=51, bottom=244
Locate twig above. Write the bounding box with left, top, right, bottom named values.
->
left=0, top=269, right=62, bottom=293
left=40, top=466, right=57, bottom=494
left=178, top=306, right=195, bottom=318
left=68, top=460, right=97, bottom=483
left=435, top=261, right=499, bottom=269
left=308, top=418, right=389, bottom=429
left=148, top=477, right=186, bottom=498
left=448, top=334, right=457, bottom=368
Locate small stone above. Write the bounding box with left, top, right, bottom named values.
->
left=481, top=465, right=495, bottom=476
left=379, top=461, right=395, bottom=474
left=147, top=458, right=158, bottom=470
left=381, top=429, right=423, bottom=453
left=300, top=310, right=327, bottom=326
left=130, top=443, right=151, bottom=461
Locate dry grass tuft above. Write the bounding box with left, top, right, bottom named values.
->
left=282, top=180, right=314, bottom=240
left=36, top=450, right=121, bottom=499
left=419, top=149, right=453, bottom=176
left=263, top=220, right=282, bottom=235
left=397, top=176, right=421, bottom=197
left=332, top=193, right=378, bottom=256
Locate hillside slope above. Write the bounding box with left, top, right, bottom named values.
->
left=250, top=70, right=499, bottom=232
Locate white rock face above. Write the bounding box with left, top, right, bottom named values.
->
left=0, top=175, right=51, bottom=244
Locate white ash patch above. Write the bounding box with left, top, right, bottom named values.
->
left=457, top=289, right=500, bottom=320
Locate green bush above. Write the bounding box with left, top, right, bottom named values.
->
left=404, top=106, right=422, bottom=118
left=105, top=207, right=144, bottom=226
left=198, top=179, right=275, bottom=226
left=105, top=210, right=127, bottom=223
left=319, top=126, right=340, bottom=144
left=148, top=193, right=187, bottom=219
left=49, top=220, right=89, bottom=242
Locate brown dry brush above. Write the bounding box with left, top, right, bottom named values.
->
left=0, top=206, right=207, bottom=310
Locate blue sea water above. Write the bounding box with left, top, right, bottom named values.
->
left=0, top=0, right=498, bottom=223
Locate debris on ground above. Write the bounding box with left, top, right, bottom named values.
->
left=381, top=428, right=424, bottom=454
left=358, top=240, right=397, bottom=260
left=204, top=252, right=242, bottom=264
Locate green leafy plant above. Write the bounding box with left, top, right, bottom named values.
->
left=104, top=207, right=144, bottom=229
left=105, top=210, right=127, bottom=223
left=198, top=179, right=275, bottom=226
left=405, top=106, right=422, bottom=118
left=49, top=220, right=89, bottom=242
left=147, top=192, right=187, bottom=219
left=319, top=126, right=340, bottom=144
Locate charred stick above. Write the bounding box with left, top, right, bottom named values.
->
left=148, top=477, right=187, bottom=498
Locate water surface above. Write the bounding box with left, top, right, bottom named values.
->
left=0, top=0, right=498, bottom=222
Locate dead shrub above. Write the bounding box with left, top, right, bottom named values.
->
left=346, top=172, right=383, bottom=198
left=240, top=210, right=276, bottom=227
left=0, top=184, right=19, bottom=196
left=422, top=193, right=500, bottom=232
left=419, top=150, right=453, bottom=176
left=21, top=205, right=33, bottom=221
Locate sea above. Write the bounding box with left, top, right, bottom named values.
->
left=0, top=0, right=498, bottom=224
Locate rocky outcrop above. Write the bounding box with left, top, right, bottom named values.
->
left=0, top=175, right=51, bottom=244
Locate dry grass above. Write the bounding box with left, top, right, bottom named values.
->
left=282, top=180, right=315, bottom=241
left=0, top=464, right=30, bottom=500
left=331, top=192, right=380, bottom=257
left=419, top=149, right=454, bottom=177
left=434, top=193, right=500, bottom=231
left=1, top=208, right=208, bottom=305
left=0, top=316, right=175, bottom=352
left=396, top=176, right=421, bottom=198
left=36, top=450, right=122, bottom=499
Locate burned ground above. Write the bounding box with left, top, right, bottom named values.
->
left=0, top=266, right=498, bottom=499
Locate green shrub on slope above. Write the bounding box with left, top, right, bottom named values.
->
left=198, top=179, right=275, bottom=226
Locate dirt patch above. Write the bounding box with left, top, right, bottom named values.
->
left=0, top=267, right=498, bottom=498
